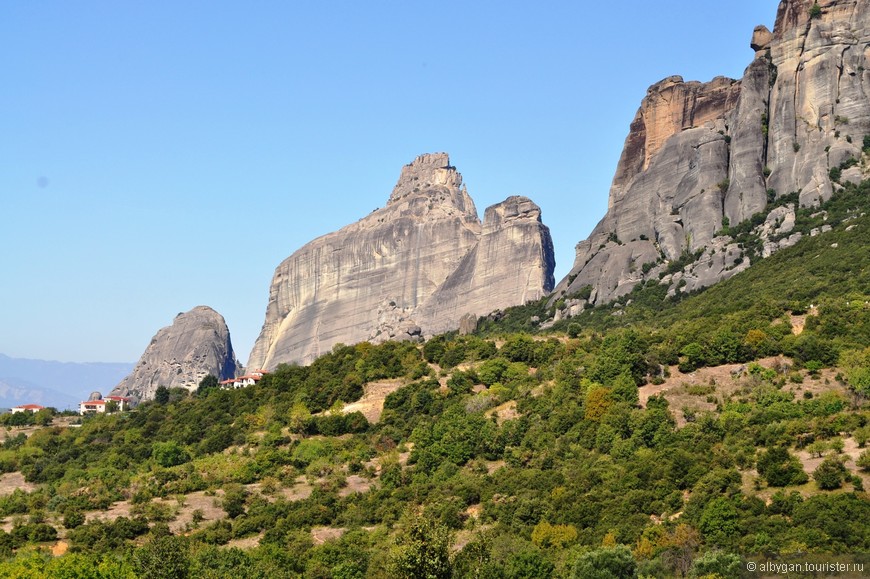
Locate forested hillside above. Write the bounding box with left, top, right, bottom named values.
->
left=0, top=182, right=867, bottom=577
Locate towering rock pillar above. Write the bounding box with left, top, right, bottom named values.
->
left=111, top=306, right=241, bottom=402
left=247, top=153, right=555, bottom=369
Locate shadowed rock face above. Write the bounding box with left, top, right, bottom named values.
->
left=248, top=153, right=555, bottom=369
left=555, top=0, right=870, bottom=307
left=111, top=306, right=241, bottom=402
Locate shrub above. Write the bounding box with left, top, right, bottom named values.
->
left=756, top=447, right=808, bottom=487
left=813, top=456, right=847, bottom=490
left=571, top=545, right=637, bottom=579
left=152, top=441, right=191, bottom=468
left=389, top=517, right=452, bottom=579
left=63, top=510, right=85, bottom=530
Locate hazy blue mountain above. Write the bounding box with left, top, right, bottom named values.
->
left=0, top=354, right=133, bottom=411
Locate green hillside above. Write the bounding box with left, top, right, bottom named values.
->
left=0, top=183, right=867, bottom=577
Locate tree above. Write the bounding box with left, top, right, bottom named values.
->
left=133, top=534, right=190, bottom=579
left=197, top=374, right=219, bottom=396
left=690, top=550, right=742, bottom=578
left=813, top=456, right=848, bottom=490
left=531, top=520, right=578, bottom=549
left=756, top=447, right=808, bottom=487
left=611, top=371, right=639, bottom=405
left=389, top=517, right=452, bottom=579
left=152, top=441, right=190, bottom=468
left=222, top=485, right=248, bottom=519
left=571, top=545, right=637, bottom=579
left=679, top=342, right=706, bottom=373
left=584, top=386, right=612, bottom=422
left=700, top=498, right=740, bottom=546
left=840, top=347, right=870, bottom=399
left=154, top=386, right=170, bottom=405
left=506, top=550, right=554, bottom=579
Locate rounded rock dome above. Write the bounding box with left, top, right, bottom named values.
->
left=88, top=391, right=103, bottom=401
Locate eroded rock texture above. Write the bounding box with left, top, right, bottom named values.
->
left=112, top=306, right=241, bottom=402
left=555, top=0, right=870, bottom=307
left=248, top=153, right=555, bottom=368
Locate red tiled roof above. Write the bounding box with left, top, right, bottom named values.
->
left=15, top=404, right=44, bottom=410
left=104, top=396, right=129, bottom=402
left=81, top=400, right=106, bottom=405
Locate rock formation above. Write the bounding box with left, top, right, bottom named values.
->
left=554, top=0, right=870, bottom=308
left=111, top=306, right=241, bottom=402
left=248, top=153, right=555, bottom=368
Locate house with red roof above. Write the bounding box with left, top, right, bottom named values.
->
left=221, top=370, right=268, bottom=389
left=11, top=404, right=44, bottom=414
left=79, top=393, right=131, bottom=415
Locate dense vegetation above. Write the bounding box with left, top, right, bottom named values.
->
left=0, top=182, right=867, bottom=577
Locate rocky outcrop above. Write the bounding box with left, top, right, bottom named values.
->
left=248, top=153, right=555, bottom=369
left=555, top=0, right=870, bottom=308
left=111, top=306, right=241, bottom=402
left=415, top=195, right=555, bottom=336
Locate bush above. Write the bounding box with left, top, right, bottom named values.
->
left=389, top=517, right=452, bottom=579
left=813, top=456, right=848, bottom=490
left=571, top=545, right=637, bottom=579
left=690, top=550, right=742, bottom=578
left=63, top=509, right=85, bottom=529
left=567, top=323, right=582, bottom=339
left=756, top=447, right=809, bottom=487
left=152, top=441, right=191, bottom=468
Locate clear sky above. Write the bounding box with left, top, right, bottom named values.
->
left=1, top=1, right=778, bottom=364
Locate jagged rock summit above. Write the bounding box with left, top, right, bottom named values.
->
left=553, top=0, right=870, bottom=313
left=248, top=153, right=555, bottom=368
left=111, top=306, right=241, bottom=402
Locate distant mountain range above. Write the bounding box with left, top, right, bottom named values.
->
left=0, top=354, right=133, bottom=411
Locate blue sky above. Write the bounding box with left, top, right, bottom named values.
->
left=1, top=1, right=778, bottom=364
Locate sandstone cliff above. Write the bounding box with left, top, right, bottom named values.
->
left=111, top=306, right=241, bottom=402
left=248, top=153, right=555, bottom=368
left=554, top=0, right=870, bottom=309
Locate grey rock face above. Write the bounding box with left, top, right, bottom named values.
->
left=554, top=0, right=870, bottom=308
left=248, top=153, right=555, bottom=369
left=416, top=195, right=555, bottom=336
left=111, top=306, right=241, bottom=402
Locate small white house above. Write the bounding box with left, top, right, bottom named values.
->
left=79, top=399, right=107, bottom=414
left=79, top=393, right=130, bottom=415
left=11, top=404, right=44, bottom=414
left=221, top=370, right=268, bottom=389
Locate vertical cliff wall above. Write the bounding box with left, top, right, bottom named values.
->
left=248, top=153, right=555, bottom=369
left=554, top=0, right=870, bottom=309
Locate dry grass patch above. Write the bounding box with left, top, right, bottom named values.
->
left=339, top=474, right=374, bottom=497
left=0, top=472, right=36, bottom=497
left=224, top=533, right=263, bottom=549
left=164, top=490, right=227, bottom=533
left=340, top=379, right=405, bottom=423
left=311, top=526, right=346, bottom=545
left=485, top=400, right=519, bottom=424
